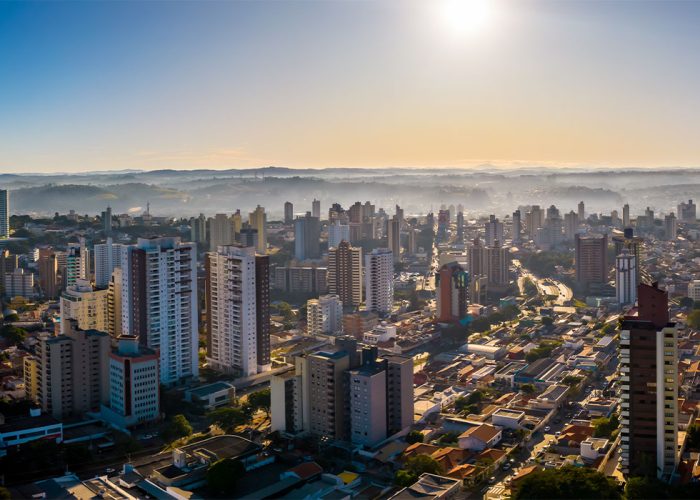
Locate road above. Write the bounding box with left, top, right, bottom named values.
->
left=514, top=259, right=572, bottom=306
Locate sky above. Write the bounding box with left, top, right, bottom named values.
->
left=2, top=0, right=700, bottom=173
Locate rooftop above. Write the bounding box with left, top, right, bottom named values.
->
left=186, top=381, right=234, bottom=399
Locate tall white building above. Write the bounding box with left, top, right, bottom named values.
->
left=94, top=237, right=123, bottom=289
left=249, top=205, right=267, bottom=254
left=208, top=213, right=235, bottom=251
left=328, top=221, right=350, bottom=249
left=688, top=280, right=700, bottom=302
left=615, top=251, right=637, bottom=306
left=365, top=248, right=394, bottom=315
left=65, top=238, right=88, bottom=288
left=60, top=278, right=109, bottom=334
left=205, top=245, right=270, bottom=376
left=0, top=189, right=8, bottom=238
left=485, top=215, right=504, bottom=247
left=307, top=294, right=343, bottom=336
left=121, top=237, right=198, bottom=385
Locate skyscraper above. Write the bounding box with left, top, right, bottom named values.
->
left=484, top=215, right=504, bottom=247
left=312, top=198, right=321, bottom=218
left=387, top=216, right=401, bottom=263
left=616, top=250, right=637, bottom=306
left=307, top=351, right=350, bottom=440
left=349, top=358, right=387, bottom=446
left=284, top=201, right=294, bottom=224
left=664, top=213, right=677, bottom=240
left=38, top=247, right=59, bottom=299
left=578, top=200, right=585, bottom=221
left=564, top=211, right=579, bottom=241
left=511, top=210, right=521, bottom=244
left=102, top=206, right=112, bottom=234
left=0, top=189, right=9, bottom=238
left=307, top=294, right=343, bottom=336
left=205, top=245, right=270, bottom=376
left=328, top=220, right=350, bottom=248
left=190, top=213, right=207, bottom=243
left=208, top=213, right=235, bottom=251
left=294, top=212, right=321, bottom=261
left=327, top=241, right=362, bottom=308
left=623, top=203, right=631, bottom=227
left=526, top=205, right=544, bottom=238
left=365, top=248, right=394, bottom=315
left=249, top=205, right=267, bottom=254
left=575, top=234, right=608, bottom=290
left=435, top=261, right=469, bottom=323
left=619, top=283, right=678, bottom=480
left=65, top=238, right=88, bottom=288
left=121, top=237, right=198, bottom=385
left=94, top=237, right=123, bottom=289
left=613, top=228, right=644, bottom=281
left=677, top=199, right=696, bottom=222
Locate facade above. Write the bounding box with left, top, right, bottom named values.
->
left=564, top=211, right=579, bottom=241
left=484, top=215, right=504, bottom=247
left=613, top=228, right=644, bottom=280
left=385, top=354, right=414, bottom=435
left=121, top=237, right=198, bottom=385
left=435, top=262, right=469, bottom=322
left=349, top=363, right=387, bottom=446
left=677, top=199, right=696, bottom=222
left=190, top=213, right=207, bottom=243
left=205, top=245, right=270, bottom=376
left=60, top=278, right=109, bottom=334
left=37, top=248, right=59, bottom=299
left=31, top=321, right=110, bottom=419
left=365, top=248, right=394, bottom=315
left=467, top=239, right=510, bottom=290
left=0, top=189, right=8, bottom=238
left=387, top=216, right=401, bottom=263
left=294, top=212, right=321, bottom=260
left=664, top=213, right=677, bottom=240
left=578, top=200, right=585, bottom=221
left=208, top=213, right=235, bottom=251
left=94, top=237, right=123, bottom=289
left=4, top=268, right=35, bottom=298
left=619, top=283, right=678, bottom=480
left=688, top=280, right=700, bottom=301
left=312, top=198, right=321, bottom=218
left=101, top=336, right=160, bottom=429
left=107, top=268, right=122, bottom=338
left=328, top=221, right=350, bottom=248
left=616, top=250, right=637, bottom=306
left=274, top=265, right=327, bottom=294
left=284, top=201, right=294, bottom=224
left=248, top=205, right=267, bottom=254
left=327, top=241, right=362, bottom=308
left=511, top=210, right=521, bottom=244
left=623, top=203, right=630, bottom=227
left=307, top=351, right=350, bottom=440
left=575, top=233, right=608, bottom=290
left=307, top=294, right=343, bottom=336
left=65, top=239, right=88, bottom=288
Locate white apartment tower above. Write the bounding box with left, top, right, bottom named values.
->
left=94, top=237, right=123, bottom=289
left=328, top=221, right=350, bottom=249
left=307, top=294, right=343, bottom=336
left=365, top=248, right=394, bottom=315
left=60, top=278, right=109, bottom=334
left=616, top=250, right=637, bottom=306
left=65, top=238, right=88, bottom=288
left=121, top=237, right=198, bottom=385
left=208, top=213, right=235, bottom=251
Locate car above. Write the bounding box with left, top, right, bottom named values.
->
left=544, top=426, right=551, bottom=432
left=555, top=431, right=561, bottom=437
left=488, top=477, right=497, bottom=485
left=105, top=468, right=115, bottom=474
left=502, top=463, right=511, bottom=471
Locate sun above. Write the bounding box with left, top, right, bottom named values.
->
left=438, top=0, right=496, bottom=38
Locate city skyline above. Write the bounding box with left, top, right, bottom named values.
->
left=3, top=1, right=700, bottom=172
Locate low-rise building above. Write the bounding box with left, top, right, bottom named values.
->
left=458, top=424, right=502, bottom=451
left=184, top=382, right=236, bottom=411
left=491, top=408, right=526, bottom=430
left=0, top=408, right=63, bottom=457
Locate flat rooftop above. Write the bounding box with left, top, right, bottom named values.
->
left=186, top=381, right=233, bottom=398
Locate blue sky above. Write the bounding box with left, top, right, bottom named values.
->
left=2, top=0, right=700, bottom=172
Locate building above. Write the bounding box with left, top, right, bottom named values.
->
left=349, top=360, right=387, bottom=446
left=60, top=279, right=109, bottom=334
left=294, top=212, right=321, bottom=261
left=484, top=215, right=504, bottom=247
left=30, top=321, right=110, bottom=419
left=307, top=351, right=350, bottom=440
left=511, top=210, right=521, bottom=244
left=687, top=280, right=700, bottom=301
left=458, top=424, right=502, bottom=451
left=613, top=228, right=644, bottom=281
left=205, top=245, right=270, bottom=377
left=208, top=213, right=236, bottom=251
left=107, top=268, right=122, bottom=338
left=387, top=216, right=401, bottom=263
left=342, top=311, right=378, bottom=339
left=575, top=233, right=608, bottom=290
left=623, top=203, right=631, bottom=227
left=328, top=241, right=362, bottom=308
left=249, top=205, right=267, bottom=254
left=121, top=237, right=198, bottom=385
left=328, top=221, right=350, bottom=249
left=564, top=211, right=579, bottom=241
left=184, top=382, right=236, bottom=411
left=677, top=199, right=696, bottom=222
left=307, top=294, right=343, bottom=336
left=190, top=213, right=207, bottom=243
left=102, top=206, right=112, bottom=234
left=390, top=474, right=461, bottom=500
left=578, top=201, right=585, bottom=221
left=0, top=409, right=63, bottom=456
left=284, top=201, right=294, bottom=224
left=94, top=237, right=123, bottom=289
left=65, top=239, right=88, bottom=288
left=619, top=283, right=678, bottom=480
left=664, top=213, right=677, bottom=240
left=4, top=268, right=35, bottom=298
left=616, top=250, right=637, bottom=306
left=38, top=248, right=59, bottom=299
left=365, top=248, right=394, bottom=315
left=274, top=265, right=327, bottom=294
left=0, top=189, right=8, bottom=238
left=526, top=205, right=544, bottom=238
left=312, top=198, right=321, bottom=218
left=468, top=239, right=510, bottom=291
left=238, top=225, right=258, bottom=248
left=385, top=354, right=413, bottom=435
left=435, top=262, right=469, bottom=323
left=101, top=335, right=160, bottom=429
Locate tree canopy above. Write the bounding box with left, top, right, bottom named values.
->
left=395, top=454, right=443, bottom=488
left=207, top=407, right=252, bottom=432
left=511, top=465, right=621, bottom=499
left=688, top=309, right=700, bottom=329
left=163, top=414, right=193, bottom=442
left=247, top=388, right=271, bottom=416
left=405, top=430, right=424, bottom=444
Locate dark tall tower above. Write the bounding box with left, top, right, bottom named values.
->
left=255, top=254, right=271, bottom=370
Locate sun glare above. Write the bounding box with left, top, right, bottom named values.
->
left=439, top=0, right=496, bottom=38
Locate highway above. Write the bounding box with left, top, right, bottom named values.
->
left=514, top=259, right=572, bottom=306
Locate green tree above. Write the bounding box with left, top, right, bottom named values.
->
left=592, top=415, right=619, bottom=439
left=541, top=316, right=554, bottom=327
left=207, top=407, right=251, bottom=432
left=511, top=465, right=620, bottom=499
left=0, top=324, right=27, bottom=344
left=207, top=458, right=245, bottom=497
left=688, top=309, right=700, bottom=329
left=520, top=383, right=536, bottom=394
left=247, top=388, right=271, bottom=417
left=562, top=375, right=582, bottom=387
left=685, top=423, right=700, bottom=449
left=470, top=316, right=491, bottom=332
left=394, top=454, right=443, bottom=487
left=406, top=430, right=424, bottom=444
left=679, top=296, right=695, bottom=309
left=164, top=414, right=193, bottom=442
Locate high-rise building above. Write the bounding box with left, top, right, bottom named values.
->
left=623, top=203, right=631, bottom=227
left=616, top=250, right=637, bottom=306
left=385, top=354, right=414, bottom=435
left=65, top=238, right=88, bottom=288
left=38, top=247, right=59, bottom=299
left=284, top=201, right=294, bottom=224
left=435, top=262, right=469, bottom=323
left=4, top=268, right=36, bottom=299
left=619, top=283, right=678, bottom=480
left=0, top=189, right=9, bottom=238
left=205, top=246, right=270, bottom=376
left=365, top=248, right=394, bottom=315
left=249, top=205, right=267, bottom=254
left=677, top=199, right=696, bottom=222
left=328, top=221, right=350, bottom=249
left=564, top=211, right=579, bottom=241
left=312, top=198, right=321, bottom=219
left=102, top=206, right=113, bottom=234
left=485, top=215, right=504, bottom=247
left=190, top=213, right=207, bottom=243
left=328, top=241, right=362, bottom=308
left=121, top=237, right=198, bottom=385
left=578, top=201, right=585, bottom=221
left=238, top=225, right=258, bottom=248
left=294, top=212, right=321, bottom=261
left=511, top=210, right=521, bottom=244
left=688, top=280, right=700, bottom=301
left=468, top=239, right=510, bottom=290
left=307, top=351, right=350, bottom=440
left=387, top=216, right=401, bottom=263
left=307, top=294, right=343, bottom=336
left=60, top=279, right=109, bottom=334
left=94, top=237, right=123, bottom=289
left=107, top=268, right=122, bottom=338
left=30, top=320, right=110, bottom=419
left=407, top=228, right=417, bottom=255
left=208, top=213, right=235, bottom=251
left=100, top=335, right=160, bottom=429
left=664, top=213, right=677, bottom=240
left=526, top=205, right=544, bottom=238
left=232, top=209, right=243, bottom=235
left=575, top=234, right=608, bottom=289
left=349, top=360, right=387, bottom=446
left=274, top=265, right=327, bottom=294
left=613, top=228, right=644, bottom=281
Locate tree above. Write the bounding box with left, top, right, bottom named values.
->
left=592, top=415, right=619, bottom=439
left=164, top=414, right=193, bottom=442
left=511, top=465, right=620, bottom=499
left=520, top=383, right=536, bottom=394
left=688, top=309, right=700, bottom=329
left=0, top=324, right=27, bottom=344
left=207, top=407, right=251, bottom=432
left=394, top=454, right=443, bottom=487
left=406, top=430, right=424, bottom=444
left=247, top=388, right=271, bottom=417
left=470, top=316, right=491, bottom=333
left=562, top=375, right=582, bottom=387
left=686, top=423, right=700, bottom=449
left=679, top=296, right=695, bottom=309
left=207, top=458, right=245, bottom=496
left=437, top=431, right=460, bottom=445
left=541, top=316, right=554, bottom=327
